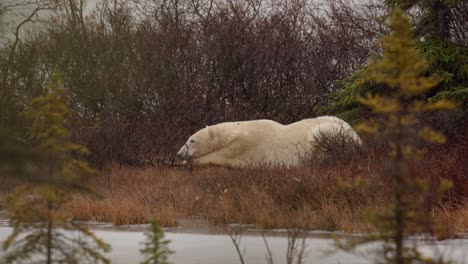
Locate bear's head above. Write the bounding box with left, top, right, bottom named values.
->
left=177, top=125, right=223, bottom=161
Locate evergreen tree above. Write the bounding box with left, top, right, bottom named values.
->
left=339, top=9, right=455, bottom=264
left=385, top=0, right=458, bottom=40
left=140, top=219, right=173, bottom=264
left=324, top=0, right=467, bottom=124
left=2, top=73, right=110, bottom=264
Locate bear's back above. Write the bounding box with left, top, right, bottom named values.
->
left=224, top=119, right=282, bottom=129
left=296, top=116, right=361, bottom=144
left=220, top=119, right=284, bottom=139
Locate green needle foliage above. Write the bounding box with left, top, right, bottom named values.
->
left=140, top=219, right=173, bottom=264
left=325, top=0, right=467, bottom=124
left=384, top=0, right=462, bottom=39
left=2, top=73, right=110, bottom=264
left=340, top=9, right=456, bottom=264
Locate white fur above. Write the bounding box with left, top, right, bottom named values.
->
left=176, top=116, right=362, bottom=168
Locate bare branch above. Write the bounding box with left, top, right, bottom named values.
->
left=1, top=0, right=57, bottom=87
left=261, top=231, right=274, bottom=264
left=224, top=226, right=246, bottom=264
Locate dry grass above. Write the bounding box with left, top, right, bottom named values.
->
left=431, top=202, right=468, bottom=239
left=0, top=162, right=466, bottom=235
left=62, top=163, right=386, bottom=231
left=61, top=161, right=468, bottom=236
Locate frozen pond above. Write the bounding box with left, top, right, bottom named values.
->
left=1, top=225, right=468, bottom=264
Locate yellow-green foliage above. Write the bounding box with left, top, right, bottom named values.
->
left=2, top=73, right=110, bottom=264
left=347, top=9, right=456, bottom=264
left=356, top=9, right=456, bottom=145
left=140, top=219, right=174, bottom=264
left=27, top=73, right=98, bottom=188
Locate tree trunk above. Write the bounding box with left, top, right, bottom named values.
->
left=46, top=200, right=53, bottom=264
left=432, top=0, right=450, bottom=39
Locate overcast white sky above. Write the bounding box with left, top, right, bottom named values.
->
left=1, top=0, right=371, bottom=42
left=1, top=0, right=99, bottom=40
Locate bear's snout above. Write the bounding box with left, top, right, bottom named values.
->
left=177, top=145, right=189, bottom=160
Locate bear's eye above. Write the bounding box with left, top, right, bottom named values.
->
left=190, top=139, right=195, bottom=143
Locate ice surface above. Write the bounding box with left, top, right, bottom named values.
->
left=1, top=226, right=467, bottom=264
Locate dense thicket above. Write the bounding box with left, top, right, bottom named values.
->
left=1, top=0, right=385, bottom=165
left=1, top=0, right=466, bottom=166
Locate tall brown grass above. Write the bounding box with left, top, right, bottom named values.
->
left=64, top=163, right=383, bottom=231
left=58, top=138, right=468, bottom=236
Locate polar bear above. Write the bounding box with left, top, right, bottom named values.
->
left=176, top=116, right=362, bottom=168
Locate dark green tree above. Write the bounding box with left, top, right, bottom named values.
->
left=385, top=0, right=456, bottom=39
left=339, top=8, right=455, bottom=264
left=325, top=0, right=467, bottom=124
left=2, top=73, right=110, bottom=264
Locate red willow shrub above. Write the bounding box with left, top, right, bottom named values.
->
left=53, top=0, right=382, bottom=165
left=6, top=0, right=435, bottom=166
